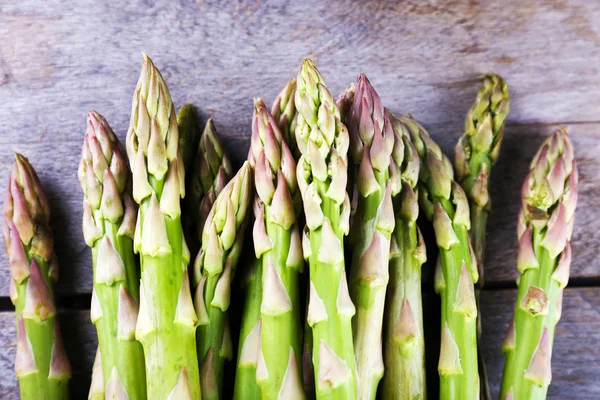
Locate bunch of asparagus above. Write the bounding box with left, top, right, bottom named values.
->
left=2, top=54, right=581, bottom=400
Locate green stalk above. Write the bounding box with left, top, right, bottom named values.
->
left=295, top=59, right=356, bottom=399
left=3, top=154, right=71, bottom=399
left=233, top=257, right=263, bottom=400
left=250, top=98, right=305, bottom=398
left=186, top=118, right=234, bottom=256
left=344, top=75, right=396, bottom=400
left=455, top=75, right=510, bottom=400
left=193, top=162, right=253, bottom=400
left=272, top=78, right=300, bottom=161
left=126, top=54, right=200, bottom=399
left=500, top=128, right=578, bottom=400
left=401, top=115, right=479, bottom=399
left=79, top=111, right=146, bottom=399
left=381, top=111, right=426, bottom=400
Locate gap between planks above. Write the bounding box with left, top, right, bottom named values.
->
left=2, top=279, right=600, bottom=312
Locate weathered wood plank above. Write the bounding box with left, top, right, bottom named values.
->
left=0, top=288, right=598, bottom=398
left=1, top=0, right=600, bottom=294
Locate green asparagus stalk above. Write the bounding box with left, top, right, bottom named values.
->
left=272, top=78, right=300, bottom=161
left=88, top=349, right=104, bottom=400
left=299, top=82, right=357, bottom=400
left=2, top=154, right=71, bottom=399
left=500, top=128, right=578, bottom=400
left=381, top=111, right=426, bottom=400
left=294, top=58, right=356, bottom=399
left=233, top=256, right=263, bottom=400
left=78, top=110, right=147, bottom=399
left=187, top=118, right=234, bottom=255
left=193, top=162, right=253, bottom=400
left=249, top=98, right=305, bottom=398
left=126, top=53, right=200, bottom=399
left=177, top=103, right=203, bottom=174
left=344, top=74, right=396, bottom=400
left=402, top=115, right=479, bottom=399
left=455, top=74, right=510, bottom=400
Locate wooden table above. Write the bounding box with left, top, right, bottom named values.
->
left=1, top=1, right=599, bottom=398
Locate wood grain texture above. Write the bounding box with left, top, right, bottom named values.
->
left=0, top=289, right=598, bottom=398
left=0, top=2, right=598, bottom=293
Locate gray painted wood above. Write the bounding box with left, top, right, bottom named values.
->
left=0, top=289, right=597, bottom=398
left=1, top=0, right=599, bottom=295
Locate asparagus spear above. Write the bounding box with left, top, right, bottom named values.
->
left=401, top=115, right=479, bottom=399
left=2, top=154, right=71, bottom=399
left=294, top=58, right=356, bottom=399
left=272, top=78, right=300, bottom=161
left=249, top=98, right=305, bottom=398
left=500, top=128, right=578, bottom=400
left=344, top=74, right=395, bottom=400
left=187, top=118, right=234, bottom=255
left=78, top=111, right=146, bottom=399
left=299, top=78, right=357, bottom=400
left=381, top=111, right=426, bottom=400
left=177, top=103, right=203, bottom=174
left=455, top=74, right=510, bottom=400
left=126, top=53, right=200, bottom=399
left=193, top=162, right=253, bottom=400
left=455, top=74, right=510, bottom=283
left=233, top=257, right=263, bottom=400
